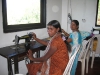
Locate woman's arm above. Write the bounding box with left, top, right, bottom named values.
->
left=35, top=38, right=48, bottom=46
left=32, top=32, right=48, bottom=46
left=67, top=38, right=72, bottom=43
left=27, top=43, right=57, bottom=62
left=61, top=29, right=72, bottom=43
left=62, top=29, right=70, bottom=37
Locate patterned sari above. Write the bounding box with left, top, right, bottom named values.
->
left=26, top=34, right=69, bottom=75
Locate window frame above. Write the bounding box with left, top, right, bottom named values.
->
left=95, top=0, right=100, bottom=27
left=2, top=0, right=46, bottom=33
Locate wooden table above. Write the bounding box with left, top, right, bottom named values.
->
left=0, top=41, right=46, bottom=75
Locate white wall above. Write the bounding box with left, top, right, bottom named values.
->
left=0, top=0, right=62, bottom=75
left=61, top=0, right=69, bottom=32
left=0, top=0, right=98, bottom=75
left=66, top=0, right=97, bottom=33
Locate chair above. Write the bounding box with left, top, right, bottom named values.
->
left=63, top=44, right=80, bottom=75
left=90, top=34, right=100, bottom=68
left=85, top=36, right=94, bottom=74
left=68, top=44, right=79, bottom=58
left=78, top=38, right=92, bottom=75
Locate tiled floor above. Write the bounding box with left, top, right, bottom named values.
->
left=76, top=57, right=100, bottom=75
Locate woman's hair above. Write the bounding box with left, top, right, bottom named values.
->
left=72, top=20, right=79, bottom=26
left=47, top=20, right=62, bottom=32
left=64, top=40, right=71, bottom=52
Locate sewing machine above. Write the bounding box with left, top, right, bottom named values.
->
left=13, top=33, right=33, bottom=51
left=92, top=28, right=100, bottom=34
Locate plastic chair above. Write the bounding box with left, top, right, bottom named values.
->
left=78, top=38, right=92, bottom=75
left=90, top=34, right=100, bottom=68
left=68, top=44, right=79, bottom=59
left=85, top=37, right=94, bottom=74
left=63, top=45, right=80, bottom=75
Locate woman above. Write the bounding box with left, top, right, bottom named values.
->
left=62, top=20, right=82, bottom=75
left=26, top=20, right=69, bottom=75
left=62, top=20, right=82, bottom=46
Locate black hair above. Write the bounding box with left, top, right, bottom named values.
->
left=47, top=20, right=62, bottom=32
left=72, top=20, right=79, bottom=26
left=64, top=40, right=71, bottom=52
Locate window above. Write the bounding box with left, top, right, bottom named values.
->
left=2, top=0, right=46, bottom=33
left=96, top=0, right=100, bottom=26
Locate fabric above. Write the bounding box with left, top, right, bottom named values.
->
left=80, top=31, right=91, bottom=41
left=69, top=31, right=82, bottom=75
left=93, top=39, right=98, bottom=51
left=62, top=35, right=71, bottom=52
left=26, top=35, right=69, bottom=75
left=69, top=31, right=82, bottom=46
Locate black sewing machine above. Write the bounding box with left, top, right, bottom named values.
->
left=13, top=33, right=33, bottom=51
left=92, top=28, right=100, bottom=34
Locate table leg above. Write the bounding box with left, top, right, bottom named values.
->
left=7, top=58, right=13, bottom=75
left=14, top=56, right=19, bottom=74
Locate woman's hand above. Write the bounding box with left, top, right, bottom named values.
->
left=27, top=50, right=34, bottom=61
left=61, top=29, right=69, bottom=37
left=62, top=29, right=65, bottom=33
left=31, top=32, right=37, bottom=40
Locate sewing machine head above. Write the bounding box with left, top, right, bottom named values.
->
left=13, top=33, right=33, bottom=50
left=92, top=27, right=100, bottom=34
left=92, top=27, right=100, bottom=32
left=14, top=33, right=33, bottom=45
left=12, top=33, right=33, bottom=51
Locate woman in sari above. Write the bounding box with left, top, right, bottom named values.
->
left=62, top=20, right=82, bottom=75
left=26, top=20, right=69, bottom=75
